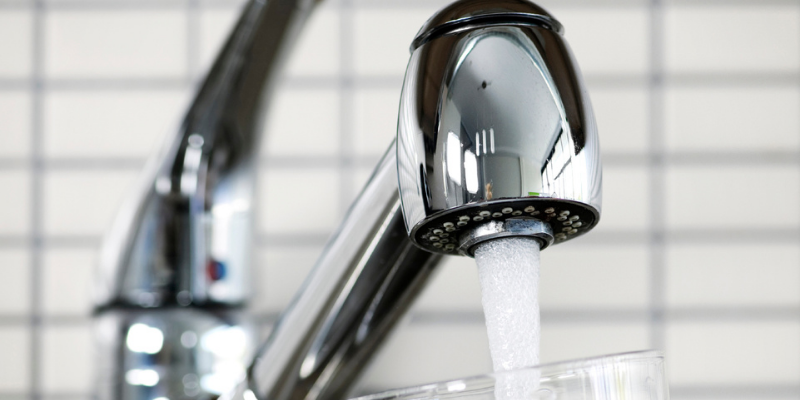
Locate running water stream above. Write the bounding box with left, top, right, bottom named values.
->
left=474, top=236, right=542, bottom=400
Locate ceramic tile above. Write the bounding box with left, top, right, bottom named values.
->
left=262, top=88, right=340, bottom=157
left=44, top=89, right=187, bottom=158
left=0, top=326, right=30, bottom=392
left=0, top=250, right=30, bottom=315
left=540, top=322, right=650, bottom=364
left=665, top=86, right=800, bottom=152
left=666, top=244, right=800, bottom=307
left=45, top=10, right=187, bottom=78
left=0, top=10, right=32, bottom=78
left=590, top=86, right=649, bottom=154
left=592, top=166, right=649, bottom=232
left=357, top=323, right=491, bottom=391
left=353, top=9, right=439, bottom=77
left=0, top=90, right=31, bottom=158
left=42, top=249, right=95, bottom=316
left=665, top=5, right=800, bottom=73
left=0, top=171, right=30, bottom=235
left=284, top=8, right=340, bottom=77
left=667, top=321, right=800, bottom=385
left=256, top=245, right=324, bottom=313
left=43, top=170, right=139, bottom=235
left=550, top=7, right=648, bottom=75
left=665, top=166, right=800, bottom=229
left=353, top=87, right=401, bottom=157
left=413, top=255, right=483, bottom=313
left=540, top=244, right=649, bottom=310
left=42, top=325, right=93, bottom=393
left=258, top=168, right=340, bottom=234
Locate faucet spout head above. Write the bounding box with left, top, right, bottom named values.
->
left=397, top=0, right=602, bottom=256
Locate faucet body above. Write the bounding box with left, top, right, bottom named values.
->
left=95, top=1, right=600, bottom=399
left=239, top=1, right=601, bottom=399
left=94, top=1, right=319, bottom=398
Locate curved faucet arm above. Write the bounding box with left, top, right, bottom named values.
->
left=245, top=145, right=442, bottom=400
left=96, top=0, right=318, bottom=309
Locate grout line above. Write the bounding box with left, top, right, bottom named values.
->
left=4, top=227, right=800, bottom=251
left=187, top=0, right=200, bottom=81
left=3, top=72, right=800, bottom=92
left=338, top=0, right=355, bottom=215
left=4, top=306, right=800, bottom=328
left=7, top=151, right=800, bottom=172
left=30, top=0, right=45, bottom=398
left=648, top=0, right=666, bottom=354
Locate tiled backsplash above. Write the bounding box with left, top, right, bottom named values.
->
left=1, top=0, right=800, bottom=399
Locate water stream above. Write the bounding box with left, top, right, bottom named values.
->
left=474, top=236, right=542, bottom=399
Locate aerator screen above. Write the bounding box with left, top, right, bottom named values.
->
left=412, top=199, right=598, bottom=255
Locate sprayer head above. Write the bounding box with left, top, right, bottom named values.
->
left=397, top=0, right=602, bottom=257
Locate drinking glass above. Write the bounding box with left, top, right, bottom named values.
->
left=353, top=351, right=668, bottom=400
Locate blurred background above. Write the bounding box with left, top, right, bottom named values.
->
left=1, top=0, right=799, bottom=399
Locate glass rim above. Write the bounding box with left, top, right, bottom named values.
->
left=352, top=350, right=664, bottom=400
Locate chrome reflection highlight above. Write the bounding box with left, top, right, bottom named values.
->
left=397, top=4, right=601, bottom=256
left=95, top=309, right=255, bottom=400
left=126, top=323, right=164, bottom=354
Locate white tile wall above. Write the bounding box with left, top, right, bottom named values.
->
left=42, top=249, right=94, bottom=316
left=553, top=7, right=649, bottom=76
left=353, top=9, right=438, bottom=76
left=0, top=250, right=30, bottom=315
left=44, top=10, right=188, bottom=78
left=0, top=326, right=30, bottom=392
left=41, top=325, right=93, bottom=394
left=262, top=88, right=340, bottom=157
left=353, top=88, right=401, bottom=157
left=413, top=255, right=483, bottom=313
left=256, top=245, right=324, bottom=313
left=2, top=0, right=800, bottom=399
left=591, top=86, right=649, bottom=154
left=665, top=166, right=800, bottom=230
left=284, top=8, right=341, bottom=78
left=0, top=10, right=33, bottom=78
left=666, top=244, right=800, bottom=308
left=0, top=90, right=32, bottom=158
left=259, top=169, right=341, bottom=234
left=593, top=166, right=649, bottom=232
left=665, top=6, right=800, bottom=73
left=43, top=170, right=138, bottom=235
left=540, top=322, right=650, bottom=364
left=43, top=89, right=186, bottom=158
left=0, top=171, right=31, bottom=235
left=665, top=86, right=800, bottom=152
left=540, top=244, right=649, bottom=310
left=358, top=323, right=492, bottom=390
left=666, top=321, right=800, bottom=385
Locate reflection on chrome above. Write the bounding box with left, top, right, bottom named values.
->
left=126, top=323, right=164, bottom=354
left=238, top=1, right=600, bottom=400
left=95, top=0, right=601, bottom=400
left=125, top=369, right=160, bottom=387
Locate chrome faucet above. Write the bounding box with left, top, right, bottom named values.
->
left=94, top=1, right=601, bottom=400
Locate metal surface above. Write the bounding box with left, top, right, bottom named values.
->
left=237, top=2, right=599, bottom=400
left=244, top=146, right=441, bottom=400
left=94, top=0, right=318, bottom=398
left=95, top=0, right=601, bottom=400
left=457, top=218, right=554, bottom=256
left=94, top=308, right=256, bottom=399
left=397, top=9, right=602, bottom=255
left=96, top=0, right=316, bottom=310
